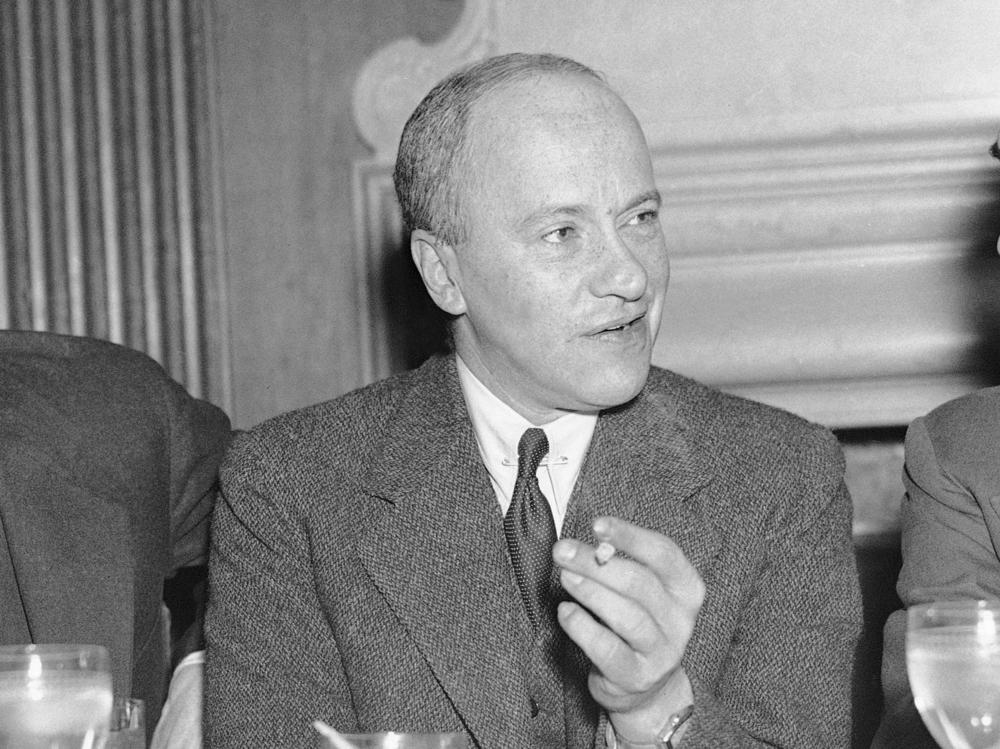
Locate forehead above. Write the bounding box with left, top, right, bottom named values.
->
left=467, top=72, right=636, bottom=147
left=458, top=73, right=654, bottom=210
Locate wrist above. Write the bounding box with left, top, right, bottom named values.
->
left=606, top=704, right=694, bottom=748
left=608, top=668, right=694, bottom=745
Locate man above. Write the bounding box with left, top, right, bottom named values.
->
left=205, top=53, right=861, bottom=748
left=0, top=330, right=231, bottom=736
left=873, top=388, right=1000, bottom=749
left=872, top=137, right=1000, bottom=749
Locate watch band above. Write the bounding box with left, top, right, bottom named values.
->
left=607, top=704, right=695, bottom=749
left=658, top=703, right=695, bottom=748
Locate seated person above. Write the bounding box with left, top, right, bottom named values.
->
left=0, top=330, right=231, bottom=738
left=875, top=388, right=1000, bottom=748
left=205, top=52, right=862, bottom=748
left=874, top=137, right=1000, bottom=749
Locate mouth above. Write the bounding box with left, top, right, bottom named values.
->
left=591, top=311, right=646, bottom=336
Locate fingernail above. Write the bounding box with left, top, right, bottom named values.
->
left=553, top=542, right=576, bottom=563
left=593, top=517, right=611, bottom=537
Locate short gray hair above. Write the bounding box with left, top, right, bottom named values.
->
left=393, top=52, right=603, bottom=246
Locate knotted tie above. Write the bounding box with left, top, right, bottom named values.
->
left=504, top=427, right=556, bottom=631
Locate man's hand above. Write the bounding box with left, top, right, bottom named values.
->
left=553, top=516, right=704, bottom=743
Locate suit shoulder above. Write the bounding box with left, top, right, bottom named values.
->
left=647, top=367, right=834, bottom=436
left=1, top=330, right=170, bottom=382
left=920, top=386, right=1000, bottom=446
left=909, top=387, right=1000, bottom=479
left=645, top=367, right=841, bottom=460
left=227, top=368, right=415, bottom=467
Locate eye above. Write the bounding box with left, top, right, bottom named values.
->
left=627, top=208, right=659, bottom=226
left=542, top=225, right=576, bottom=244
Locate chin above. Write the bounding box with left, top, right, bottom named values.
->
left=581, top=369, right=649, bottom=411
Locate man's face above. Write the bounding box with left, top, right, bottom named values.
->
left=431, top=73, right=669, bottom=423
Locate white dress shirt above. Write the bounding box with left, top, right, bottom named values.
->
left=456, top=356, right=597, bottom=535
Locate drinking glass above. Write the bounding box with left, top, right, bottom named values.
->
left=0, top=644, right=113, bottom=749
left=907, top=600, right=1000, bottom=749
left=106, top=697, right=145, bottom=749
left=318, top=732, right=466, bottom=749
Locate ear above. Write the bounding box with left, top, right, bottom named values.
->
left=410, top=229, right=467, bottom=316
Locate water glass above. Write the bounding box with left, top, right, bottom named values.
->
left=106, top=697, right=145, bottom=749
left=907, top=600, right=1000, bottom=749
left=0, top=643, right=113, bottom=749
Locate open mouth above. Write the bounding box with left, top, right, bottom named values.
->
left=595, top=312, right=645, bottom=335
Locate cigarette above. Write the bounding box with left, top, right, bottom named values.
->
left=595, top=541, right=616, bottom=565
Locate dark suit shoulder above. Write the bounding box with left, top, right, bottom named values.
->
left=222, top=363, right=427, bottom=489
left=0, top=330, right=176, bottom=392
left=645, top=366, right=840, bottom=462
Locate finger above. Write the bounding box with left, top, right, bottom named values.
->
left=556, top=600, right=640, bottom=688
left=552, top=536, right=687, bottom=615
left=553, top=538, right=682, bottom=634
left=559, top=567, right=664, bottom=654
left=593, top=516, right=703, bottom=595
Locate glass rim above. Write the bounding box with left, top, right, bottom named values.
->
left=910, top=599, right=1000, bottom=614
left=0, top=643, right=109, bottom=657
left=0, top=644, right=111, bottom=672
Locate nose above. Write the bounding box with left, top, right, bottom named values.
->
left=591, top=227, right=650, bottom=301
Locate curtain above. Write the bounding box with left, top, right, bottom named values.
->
left=0, top=0, right=230, bottom=406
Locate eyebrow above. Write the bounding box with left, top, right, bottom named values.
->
left=517, top=189, right=663, bottom=231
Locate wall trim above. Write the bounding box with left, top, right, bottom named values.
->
left=351, top=18, right=1000, bottom=428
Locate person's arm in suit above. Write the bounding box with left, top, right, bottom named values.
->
left=874, top=397, right=1000, bottom=749
left=145, top=366, right=231, bottom=749
left=687, top=431, right=861, bottom=747
left=160, top=373, right=233, bottom=662
left=560, top=425, right=861, bottom=747
left=202, top=429, right=355, bottom=748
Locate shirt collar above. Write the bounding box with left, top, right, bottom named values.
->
left=455, top=354, right=597, bottom=484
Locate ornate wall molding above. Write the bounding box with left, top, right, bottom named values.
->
left=351, top=0, right=495, bottom=384
left=351, top=2, right=1000, bottom=429
left=352, top=0, right=495, bottom=161
left=650, top=100, right=1000, bottom=427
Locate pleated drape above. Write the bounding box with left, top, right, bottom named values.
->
left=0, top=0, right=230, bottom=407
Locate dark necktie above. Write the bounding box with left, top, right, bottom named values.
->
left=504, top=427, right=556, bottom=631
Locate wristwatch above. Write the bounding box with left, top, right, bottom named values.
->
left=607, top=704, right=695, bottom=749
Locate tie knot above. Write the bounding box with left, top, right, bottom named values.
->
left=517, top=428, right=549, bottom=480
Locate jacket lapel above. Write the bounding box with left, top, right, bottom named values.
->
left=357, top=357, right=532, bottom=748
left=564, top=383, right=721, bottom=576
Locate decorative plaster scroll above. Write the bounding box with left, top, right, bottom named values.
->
left=352, top=0, right=495, bottom=160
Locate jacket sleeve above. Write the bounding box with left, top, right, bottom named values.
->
left=161, top=376, right=232, bottom=571
left=203, top=432, right=355, bottom=748
left=156, top=373, right=231, bottom=666
left=680, top=431, right=862, bottom=748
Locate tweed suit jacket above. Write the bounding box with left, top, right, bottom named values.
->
left=874, top=386, right=1000, bottom=748
left=204, top=354, right=861, bottom=748
left=0, top=331, right=232, bottom=730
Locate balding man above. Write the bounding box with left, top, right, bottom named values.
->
left=205, top=53, right=861, bottom=748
